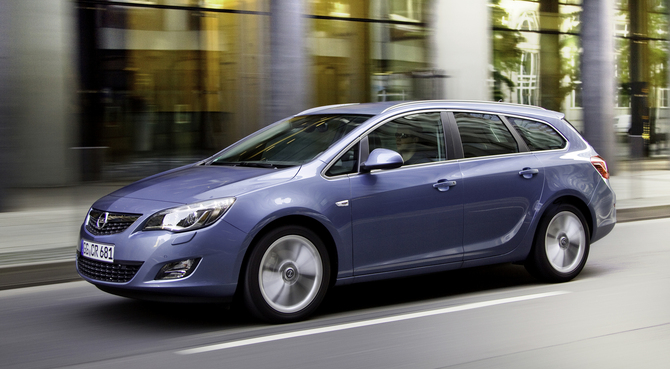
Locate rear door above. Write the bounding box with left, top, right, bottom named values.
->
left=449, top=111, right=545, bottom=260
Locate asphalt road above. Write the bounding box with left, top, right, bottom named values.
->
left=2, top=218, right=669, bottom=369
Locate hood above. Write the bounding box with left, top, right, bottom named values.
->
left=104, top=165, right=300, bottom=204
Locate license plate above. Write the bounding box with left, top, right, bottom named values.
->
left=81, top=240, right=114, bottom=263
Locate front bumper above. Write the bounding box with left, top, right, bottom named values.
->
left=76, top=200, right=249, bottom=302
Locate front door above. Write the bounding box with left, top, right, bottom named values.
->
left=350, top=112, right=464, bottom=275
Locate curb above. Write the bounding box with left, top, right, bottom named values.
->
left=1, top=207, right=669, bottom=292
left=616, top=205, right=670, bottom=223
left=0, top=260, right=81, bottom=291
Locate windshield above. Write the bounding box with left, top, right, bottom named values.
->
left=209, top=114, right=370, bottom=167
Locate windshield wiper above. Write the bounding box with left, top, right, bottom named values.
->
left=237, top=162, right=277, bottom=168
left=209, top=161, right=293, bottom=169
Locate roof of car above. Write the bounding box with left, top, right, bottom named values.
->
left=297, top=100, right=565, bottom=121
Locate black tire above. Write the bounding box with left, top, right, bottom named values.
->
left=243, top=225, right=330, bottom=323
left=526, top=203, right=590, bottom=282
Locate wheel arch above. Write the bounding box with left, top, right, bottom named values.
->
left=525, top=196, right=592, bottom=282
left=545, top=195, right=594, bottom=241
left=237, top=215, right=340, bottom=292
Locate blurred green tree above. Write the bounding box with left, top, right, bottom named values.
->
left=491, top=0, right=525, bottom=102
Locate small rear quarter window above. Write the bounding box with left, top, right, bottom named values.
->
left=506, top=117, right=566, bottom=151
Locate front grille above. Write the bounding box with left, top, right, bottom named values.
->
left=86, top=209, right=141, bottom=236
left=77, top=252, right=143, bottom=283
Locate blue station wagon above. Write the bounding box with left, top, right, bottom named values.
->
left=77, top=100, right=616, bottom=323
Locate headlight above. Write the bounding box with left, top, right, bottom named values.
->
left=143, top=198, right=235, bottom=232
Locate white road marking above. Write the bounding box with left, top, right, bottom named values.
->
left=176, top=291, right=570, bottom=355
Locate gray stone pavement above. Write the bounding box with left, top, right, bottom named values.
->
left=0, top=160, right=668, bottom=290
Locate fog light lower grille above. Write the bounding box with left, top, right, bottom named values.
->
left=156, top=258, right=200, bottom=280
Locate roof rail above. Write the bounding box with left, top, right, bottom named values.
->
left=380, top=99, right=548, bottom=114
left=487, top=100, right=547, bottom=110
left=297, top=103, right=359, bottom=115
left=380, top=101, right=421, bottom=113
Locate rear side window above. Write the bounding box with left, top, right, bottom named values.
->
left=506, top=117, right=566, bottom=151
left=454, top=112, right=518, bottom=158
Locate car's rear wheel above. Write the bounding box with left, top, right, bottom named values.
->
left=243, top=225, right=330, bottom=323
left=526, top=203, right=590, bottom=282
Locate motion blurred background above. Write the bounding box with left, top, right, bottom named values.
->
left=0, top=0, right=668, bottom=211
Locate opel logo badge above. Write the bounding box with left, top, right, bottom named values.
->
left=96, top=212, right=109, bottom=229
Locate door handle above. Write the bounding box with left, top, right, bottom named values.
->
left=433, top=179, right=457, bottom=192
left=519, top=167, right=539, bottom=179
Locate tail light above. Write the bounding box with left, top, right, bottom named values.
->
left=591, top=155, right=609, bottom=179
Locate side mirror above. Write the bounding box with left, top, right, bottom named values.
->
left=360, top=148, right=404, bottom=172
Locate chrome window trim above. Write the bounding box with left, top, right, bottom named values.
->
left=454, top=149, right=538, bottom=163
left=447, top=109, right=571, bottom=159
left=452, top=142, right=570, bottom=162
left=320, top=107, right=572, bottom=179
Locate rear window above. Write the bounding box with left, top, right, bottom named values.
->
left=506, top=117, right=566, bottom=151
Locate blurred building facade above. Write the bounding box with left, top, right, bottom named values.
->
left=0, top=0, right=667, bottom=192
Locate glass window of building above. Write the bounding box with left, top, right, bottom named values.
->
left=78, top=1, right=270, bottom=179
left=491, top=0, right=583, bottom=128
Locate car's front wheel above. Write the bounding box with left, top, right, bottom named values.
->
left=243, top=225, right=330, bottom=323
left=526, top=203, right=590, bottom=282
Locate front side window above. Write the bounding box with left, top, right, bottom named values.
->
left=326, top=145, right=359, bottom=176
left=454, top=112, right=518, bottom=158
left=506, top=117, right=566, bottom=151
left=367, top=112, right=445, bottom=165
left=210, top=115, right=370, bottom=167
